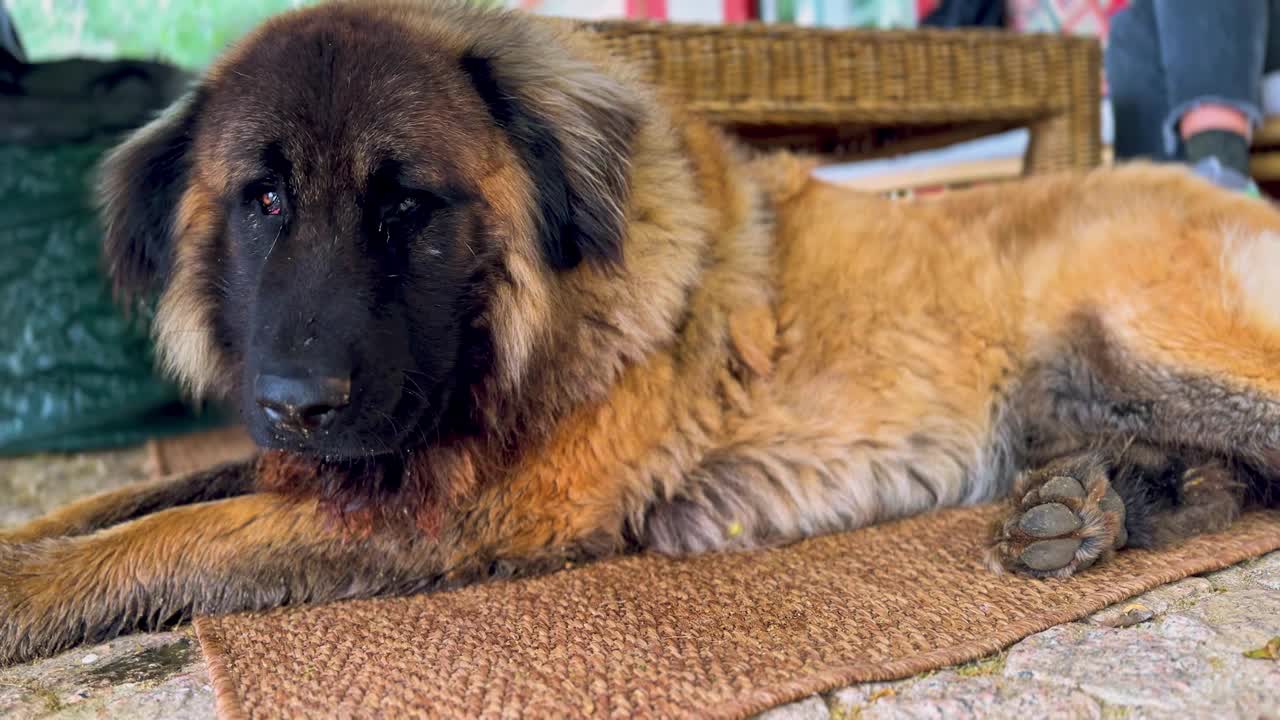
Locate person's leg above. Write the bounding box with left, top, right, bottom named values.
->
left=1105, top=0, right=1171, bottom=160
left=1262, top=1, right=1280, bottom=118
left=1266, top=0, right=1280, bottom=73
left=1154, top=0, right=1268, bottom=188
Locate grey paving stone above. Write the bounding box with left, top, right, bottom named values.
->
left=0, top=447, right=152, bottom=527
left=811, top=549, right=1280, bottom=720
left=756, top=695, right=831, bottom=720
left=1205, top=551, right=1280, bottom=592
left=1003, top=604, right=1280, bottom=717
left=831, top=674, right=1102, bottom=720
left=1, top=448, right=216, bottom=720
left=827, top=680, right=912, bottom=711
left=1251, top=552, right=1280, bottom=590
left=1088, top=576, right=1214, bottom=624
left=0, top=631, right=213, bottom=720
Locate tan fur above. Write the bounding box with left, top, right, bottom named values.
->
left=154, top=179, right=229, bottom=397
left=4, top=0, right=1280, bottom=666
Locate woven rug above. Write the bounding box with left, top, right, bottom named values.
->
left=194, top=510, right=1280, bottom=720
left=150, top=430, right=1280, bottom=720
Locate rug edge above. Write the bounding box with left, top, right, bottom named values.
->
left=720, top=524, right=1280, bottom=719
left=194, top=617, right=252, bottom=720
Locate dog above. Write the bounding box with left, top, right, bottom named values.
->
left=2, top=0, right=1278, bottom=667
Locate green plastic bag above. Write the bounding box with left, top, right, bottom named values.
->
left=0, top=139, right=226, bottom=455
left=0, top=48, right=228, bottom=455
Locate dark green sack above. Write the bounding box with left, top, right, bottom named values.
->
left=0, top=59, right=225, bottom=455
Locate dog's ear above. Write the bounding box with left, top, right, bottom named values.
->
left=459, top=41, right=643, bottom=270
left=96, top=90, right=202, bottom=305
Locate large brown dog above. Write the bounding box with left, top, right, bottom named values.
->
left=3, top=0, right=1279, bottom=667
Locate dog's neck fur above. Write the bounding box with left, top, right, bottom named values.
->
left=483, top=109, right=772, bottom=437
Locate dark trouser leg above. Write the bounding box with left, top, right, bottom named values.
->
left=1106, top=0, right=1172, bottom=160
left=1153, top=0, right=1268, bottom=156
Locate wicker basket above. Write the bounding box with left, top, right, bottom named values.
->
left=581, top=21, right=1102, bottom=175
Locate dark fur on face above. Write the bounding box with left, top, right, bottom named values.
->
left=97, top=2, right=644, bottom=471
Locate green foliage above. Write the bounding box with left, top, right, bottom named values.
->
left=7, top=0, right=502, bottom=69
left=8, top=0, right=320, bottom=67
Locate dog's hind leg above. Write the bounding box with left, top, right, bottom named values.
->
left=989, top=211, right=1280, bottom=576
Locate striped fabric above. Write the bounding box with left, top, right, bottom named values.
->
left=1006, top=0, right=1129, bottom=43
left=508, top=0, right=920, bottom=27
left=506, top=0, right=753, bottom=22
left=758, top=0, right=918, bottom=27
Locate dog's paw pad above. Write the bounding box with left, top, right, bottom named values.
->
left=988, top=469, right=1128, bottom=577
left=1018, top=502, right=1082, bottom=537
left=1020, top=537, right=1084, bottom=571
left=1040, top=475, right=1085, bottom=501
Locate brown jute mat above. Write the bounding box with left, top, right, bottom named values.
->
left=149, top=430, right=1280, bottom=719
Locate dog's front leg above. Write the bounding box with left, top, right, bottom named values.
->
left=0, top=492, right=447, bottom=667
left=0, top=461, right=258, bottom=544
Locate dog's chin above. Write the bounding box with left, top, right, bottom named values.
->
left=252, top=435, right=396, bottom=462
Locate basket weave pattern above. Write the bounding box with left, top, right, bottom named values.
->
left=583, top=22, right=1102, bottom=173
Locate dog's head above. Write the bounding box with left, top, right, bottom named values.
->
left=98, top=1, right=644, bottom=457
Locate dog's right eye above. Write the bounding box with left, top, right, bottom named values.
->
left=258, top=190, right=282, bottom=216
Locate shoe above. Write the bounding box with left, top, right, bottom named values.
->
left=1191, top=156, right=1262, bottom=198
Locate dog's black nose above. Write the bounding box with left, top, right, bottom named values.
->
left=254, top=373, right=351, bottom=432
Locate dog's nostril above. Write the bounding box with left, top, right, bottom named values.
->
left=297, top=403, right=339, bottom=429
left=254, top=374, right=351, bottom=433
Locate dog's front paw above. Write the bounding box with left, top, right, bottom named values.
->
left=986, top=460, right=1127, bottom=578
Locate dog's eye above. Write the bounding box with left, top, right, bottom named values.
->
left=385, top=193, right=429, bottom=220
left=258, top=190, right=282, bottom=216
left=381, top=191, right=441, bottom=226
left=366, top=186, right=447, bottom=245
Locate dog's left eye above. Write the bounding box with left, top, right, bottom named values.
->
left=380, top=191, right=440, bottom=226
left=366, top=184, right=447, bottom=245
left=395, top=197, right=418, bottom=216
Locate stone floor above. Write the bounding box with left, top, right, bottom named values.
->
left=2, top=447, right=1278, bottom=720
